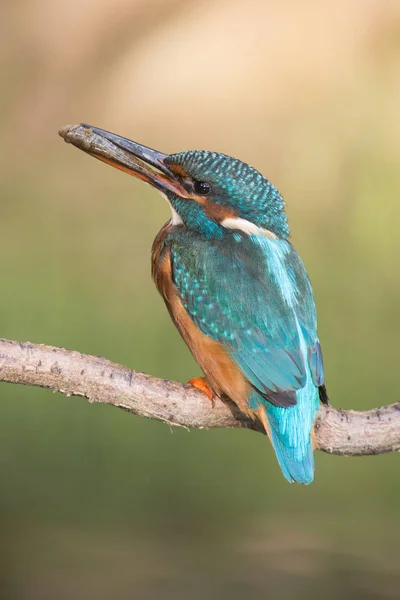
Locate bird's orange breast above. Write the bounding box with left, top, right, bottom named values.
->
left=151, top=223, right=251, bottom=414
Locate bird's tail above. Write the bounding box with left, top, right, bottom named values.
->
left=266, top=418, right=314, bottom=484
left=255, top=386, right=319, bottom=485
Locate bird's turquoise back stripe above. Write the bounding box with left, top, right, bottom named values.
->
left=248, top=236, right=320, bottom=481
left=254, top=237, right=298, bottom=307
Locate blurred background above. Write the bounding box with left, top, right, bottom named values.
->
left=0, top=0, right=400, bottom=598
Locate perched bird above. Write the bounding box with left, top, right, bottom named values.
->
left=59, top=124, right=328, bottom=484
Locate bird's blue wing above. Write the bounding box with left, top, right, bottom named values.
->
left=281, top=242, right=325, bottom=388
left=169, top=231, right=324, bottom=407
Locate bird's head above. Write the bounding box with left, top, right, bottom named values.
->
left=59, top=124, right=290, bottom=239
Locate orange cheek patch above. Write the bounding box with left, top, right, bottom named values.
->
left=168, top=164, right=188, bottom=177
left=203, top=200, right=237, bottom=222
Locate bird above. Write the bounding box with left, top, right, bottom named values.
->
left=59, top=123, right=328, bottom=484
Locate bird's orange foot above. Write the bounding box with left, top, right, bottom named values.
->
left=188, top=377, right=214, bottom=402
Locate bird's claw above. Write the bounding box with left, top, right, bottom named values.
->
left=188, top=377, right=215, bottom=405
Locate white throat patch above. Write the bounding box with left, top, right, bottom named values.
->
left=158, top=191, right=183, bottom=225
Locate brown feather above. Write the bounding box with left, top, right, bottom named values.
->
left=255, top=406, right=272, bottom=439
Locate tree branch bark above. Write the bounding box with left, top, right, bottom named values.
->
left=0, top=338, right=399, bottom=456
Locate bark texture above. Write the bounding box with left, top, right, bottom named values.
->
left=0, top=338, right=399, bottom=456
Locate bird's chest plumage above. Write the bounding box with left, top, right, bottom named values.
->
left=151, top=224, right=254, bottom=408
left=151, top=224, right=266, bottom=318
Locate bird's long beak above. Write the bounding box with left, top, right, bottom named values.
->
left=58, top=124, right=188, bottom=197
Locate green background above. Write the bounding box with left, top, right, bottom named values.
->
left=1, top=1, right=399, bottom=598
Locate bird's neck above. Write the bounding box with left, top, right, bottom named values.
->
left=169, top=197, right=224, bottom=240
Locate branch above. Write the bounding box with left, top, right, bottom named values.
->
left=0, top=338, right=399, bottom=456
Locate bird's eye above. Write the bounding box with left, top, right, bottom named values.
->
left=194, top=181, right=211, bottom=195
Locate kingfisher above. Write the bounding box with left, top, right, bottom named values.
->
left=59, top=123, right=328, bottom=484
